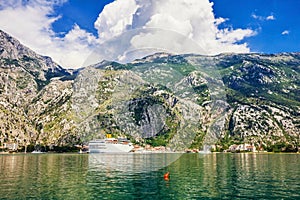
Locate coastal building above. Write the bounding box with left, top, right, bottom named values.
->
left=227, top=143, right=257, bottom=152
left=3, top=142, right=18, bottom=151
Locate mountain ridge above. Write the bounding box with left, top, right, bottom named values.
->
left=0, top=30, right=299, bottom=152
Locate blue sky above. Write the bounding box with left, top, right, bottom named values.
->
left=52, top=0, right=114, bottom=36
left=0, top=0, right=299, bottom=68
left=212, top=0, right=300, bottom=53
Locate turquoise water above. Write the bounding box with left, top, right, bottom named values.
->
left=0, top=153, right=299, bottom=199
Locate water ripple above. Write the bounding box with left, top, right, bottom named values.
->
left=0, top=153, right=299, bottom=199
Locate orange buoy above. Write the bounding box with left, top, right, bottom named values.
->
left=164, top=172, right=170, bottom=180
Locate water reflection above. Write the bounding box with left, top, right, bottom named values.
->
left=0, top=154, right=90, bottom=199
left=0, top=153, right=299, bottom=199
left=88, top=153, right=182, bottom=173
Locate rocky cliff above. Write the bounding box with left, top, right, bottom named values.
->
left=0, top=30, right=299, bottom=151
left=0, top=30, right=75, bottom=149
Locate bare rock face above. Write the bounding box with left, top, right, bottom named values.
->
left=0, top=30, right=74, bottom=147
left=0, top=30, right=299, bottom=151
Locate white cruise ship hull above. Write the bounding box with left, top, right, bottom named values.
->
left=89, top=139, right=134, bottom=153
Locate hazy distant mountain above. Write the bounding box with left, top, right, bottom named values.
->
left=0, top=30, right=299, bottom=152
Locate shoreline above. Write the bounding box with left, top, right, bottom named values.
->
left=1, top=151, right=299, bottom=156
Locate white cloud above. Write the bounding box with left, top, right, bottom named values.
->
left=252, top=13, right=275, bottom=21
left=93, top=0, right=256, bottom=63
left=217, top=28, right=256, bottom=44
left=281, top=30, right=290, bottom=35
left=215, top=17, right=228, bottom=26
left=94, top=0, right=139, bottom=41
left=0, top=0, right=257, bottom=68
left=0, top=0, right=97, bottom=68
left=266, top=15, right=275, bottom=21
left=252, top=14, right=262, bottom=20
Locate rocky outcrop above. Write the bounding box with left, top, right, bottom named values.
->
left=0, top=30, right=74, bottom=147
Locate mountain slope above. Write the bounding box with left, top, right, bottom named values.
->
left=0, top=30, right=76, bottom=149
left=0, top=30, right=299, bottom=152
left=216, top=53, right=300, bottom=151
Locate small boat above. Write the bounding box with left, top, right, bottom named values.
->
left=31, top=150, right=45, bottom=154
left=88, top=138, right=134, bottom=153
left=78, top=149, right=89, bottom=154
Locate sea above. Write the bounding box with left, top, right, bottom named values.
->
left=0, top=153, right=299, bottom=200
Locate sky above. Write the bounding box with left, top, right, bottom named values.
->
left=0, top=0, right=299, bottom=69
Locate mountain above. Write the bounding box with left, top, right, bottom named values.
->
left=0, top=30, right=76, bottom=150
left=0, top=30, right=299, bottom=152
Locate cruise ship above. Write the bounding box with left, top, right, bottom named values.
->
left=88, top=137, right=134, bottom=153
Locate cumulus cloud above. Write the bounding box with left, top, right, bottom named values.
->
left=94, top=0, right=139, bottom=41
left=0, top=0, right=98, bottom=68
left=0, top=0, right=257, bottom=68
left=94, top=0, right=256, bottom=63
